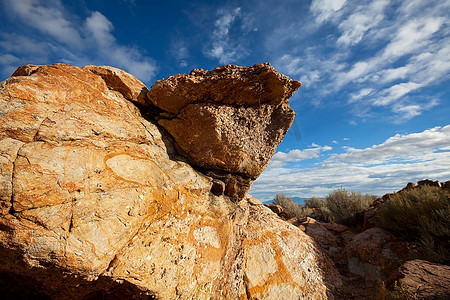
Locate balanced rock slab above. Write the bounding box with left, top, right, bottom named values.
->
left=148, top=63, right=300, bottom=200
left=0, top=64, right=339, bottom=299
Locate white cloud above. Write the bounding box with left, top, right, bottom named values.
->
left=373, top=82, right=423, bottom=106
left=268, top=144, right=332, bottom=169
left=349, top=88, right=374, bottom=103
left=329, top=125, right=450, bottom=163
left=251, top=125, right=450, bottom=201
left=170, top=39, right=190, bottom=68
left=337, top=0, right=389, bottom=46
left=0, top=54, right=20, bottom=65
left=278, top=54, right=321, bottom=85
left=326, top=1, right=449, bottom=121
left=4, top=0, right=84, bottom=49
left=85, top=11, right=115, bottom=48
left=206, top=7, right=250, bottom=64
left=310, top=0, right=347, bottom=23
left=382, top=17, right=445, bottom=60
left=84, top=11, right=157, bottom=81
left=0, top=0, right=157, bottom=82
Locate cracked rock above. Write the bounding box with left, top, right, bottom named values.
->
left=0, top=63, right=340, bottom=299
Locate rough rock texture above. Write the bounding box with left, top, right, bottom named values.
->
left=297, top=218, right=355, bottom=265
left=344, top=227, right=410, bottom=281
left=0, top=64, right=339, bottom=299
left=83, top=65, right=150, bottom=106
left=386, top=259, right=450, bottom=299
left=147, top=63, right=300, bottom=200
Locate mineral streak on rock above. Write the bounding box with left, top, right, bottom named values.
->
left=0, top=64, right=339, bottom=299
left=148, top=63, right=301, bottom=200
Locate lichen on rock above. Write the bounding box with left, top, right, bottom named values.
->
left=0, top=63, right=339, bottom=299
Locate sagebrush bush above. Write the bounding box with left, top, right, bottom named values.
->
left=324, top=189, right=377, bottom=225
left=273, top=190, right=376, bottom=226
left=378, top=185, right=450, bottom=264
left=303, top=197, right=329, bottom=221
left=273, top=194, right=310, bottom=220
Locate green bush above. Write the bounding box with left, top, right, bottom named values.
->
left=323, top=189, right=377, bottom=225
left=378, top=185, right=450, bottom=264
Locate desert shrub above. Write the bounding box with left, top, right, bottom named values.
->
left=324, top=189, right=377, bottom=225
left=304, top=197, right=327, bottom=209
left=273, top=194, right=310, bottom=220
left=376, top=282, right=410, bottom=300
left=378, top=185, right=450, bottom=264
left=303, top=197, right=329, bottom=222
left=274, top=190, right=376, bottom=225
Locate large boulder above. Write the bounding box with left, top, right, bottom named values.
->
left=386, top=259, right=450, bottom=299
left=0, top=64, right=339, bottom=299
left=298, top=218, right=355, bottom=263
left=148, top=63, right=301, bottom=200
left=344, top=227, right=410, bottom=281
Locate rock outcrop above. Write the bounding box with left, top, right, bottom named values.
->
left=0, top=64, right=339, bottom=299
left=386, top=259, right=450, bottom=299
left=148, top=64, right=301, bottom=200
left=344, top=227, right=411, bottom=281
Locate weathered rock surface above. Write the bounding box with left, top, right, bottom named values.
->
left=0, top=64, right=339, bottom=299
left=386, top=259, right=450, bottom=299
left=148, top=63, right=300, bottom=200
left=298, top=218, right=355, bottom=264
left=344, top=227, right=410, bottom=281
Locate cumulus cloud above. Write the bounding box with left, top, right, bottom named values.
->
left=0, top=0, right=156, bottom=82
left=267, top=144, right=332, bottom=169
left=3, top=0, right=84, bottom=49
left=251, top=125, right=450, bottom=201
left=330, top=125, right=450, bottom=163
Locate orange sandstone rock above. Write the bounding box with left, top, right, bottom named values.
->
left=0, top=64, right=339, bottom=299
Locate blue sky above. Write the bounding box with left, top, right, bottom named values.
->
left=1, top=0, right=449, bottom=201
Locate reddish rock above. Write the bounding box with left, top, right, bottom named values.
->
left=386, top=259, right=450, bottom=299
left=265, top=204, right=283, bottom=215
left=405, top=182, right=419, bottom=190
left=305, top=222, right=339, bottom=250
left=444, top=180, right=450, bottom=189
left=286, top=217, right=302, bottom=227
left=298, top=218, right=356, bottom=263
left=147, top=63, right=301, bottom=115
left=344, top=227, right=409, bottom=281
left=363, top=209, right=378, bottom=230
left=417, top=179, right=442, bottom=188
left=322, top=223, right=349, bottom=233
